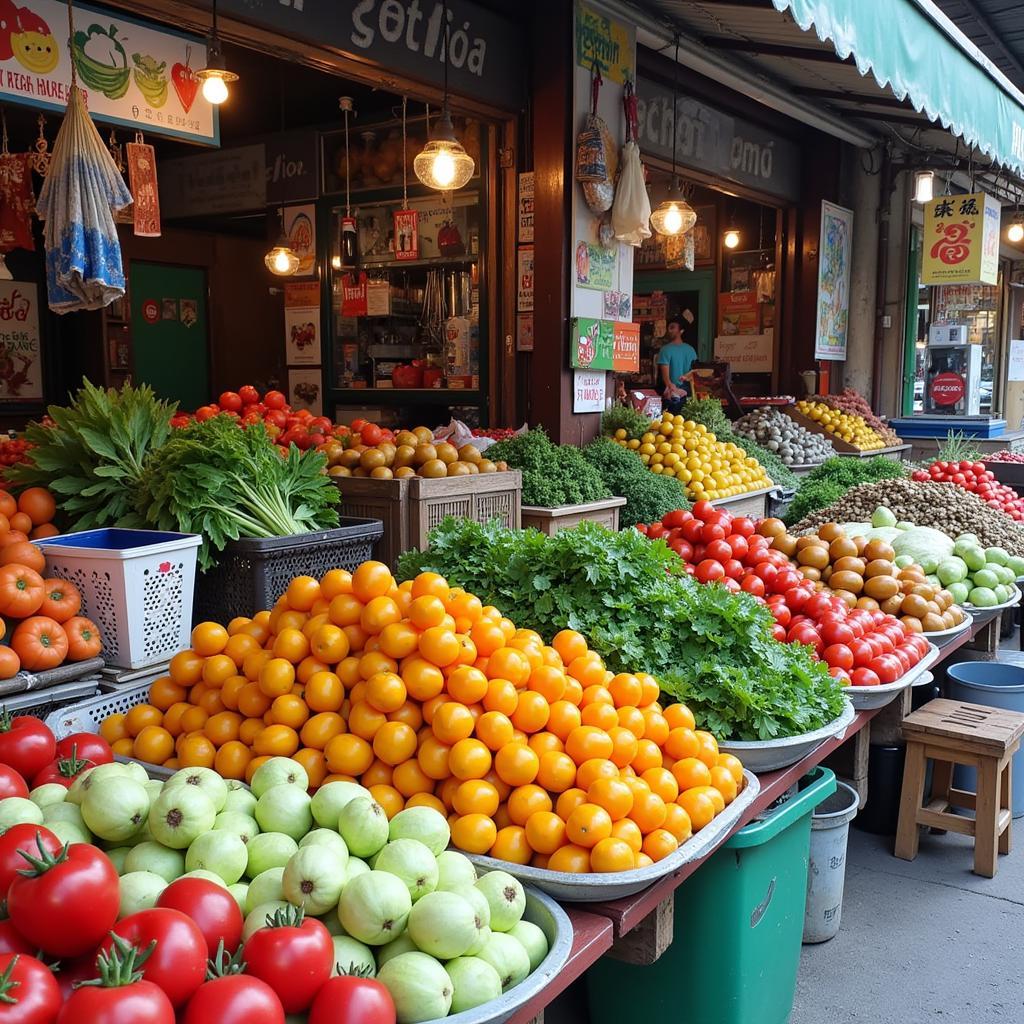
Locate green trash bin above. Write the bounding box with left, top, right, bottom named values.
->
left=587, top=767, right=836, bottom=1024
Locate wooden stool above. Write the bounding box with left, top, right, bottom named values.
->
left=895, top=698, right=1024, bottom=877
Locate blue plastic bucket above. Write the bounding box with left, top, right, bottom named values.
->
left=946, top=662, right=1024, bottom=817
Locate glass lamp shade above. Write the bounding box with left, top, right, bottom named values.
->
left=650, top=181, right=697, bottom=236
left=913, top=170, right=934, bottom=204
left=414, top=106, right=475, bottom=191
left=723, top=229, right=741, bottom=249
left=196, top=48, right=237, bottom=105
left=265, top=238, right=300, bottom=276
left=1008, top=221, right=1024, bottom=243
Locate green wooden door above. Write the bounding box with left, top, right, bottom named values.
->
left=129, top=262, right=209, bottom=409
left=633, top=268, right=716, bottom=359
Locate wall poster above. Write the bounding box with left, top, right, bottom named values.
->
left=814, top=201, right=854, bottom=361
left=0, top=282, right=42, bottom=401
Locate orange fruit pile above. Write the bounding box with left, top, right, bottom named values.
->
left=99, top=561, right=744, bottom=873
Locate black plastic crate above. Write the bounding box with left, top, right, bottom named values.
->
left=193, top=518, right=383, bottom=624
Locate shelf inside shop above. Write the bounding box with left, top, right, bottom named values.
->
left=366, top=344, right=433, bottom=359
left=330, top=388, right=484, bottom=404
left=359, top=254, right=479, bottom=270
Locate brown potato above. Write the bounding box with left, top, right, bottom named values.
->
left=420, top=458, right=448, bottom=478
left=370, top=466, right=393, bottom=479
left=799, top=566, right=822, bottom=581
left=414, top=443, right=437, bottom=465
left=901, top=616, right=923, bottom=633
left=435, top=442, right=459, bottom=465
left=901, top=593, right=930, bottom=619
left=773, top=535, right=798, bottom=557
left=880, top=595, right=904, bottom=615
left=833, top=589, right=858, bottom=609
left=856, top=597, right=880, bottom=612
left=922, top=612, right=946, bottom=632
left=394, top=466, right=416, bottom=479
left=796, top=536, right=824, bottom=551
left=817, top=523, right=844, bottom=543
left=360, top=449, right=387, bottom=471
left=758, top=518, right=787, bottom=539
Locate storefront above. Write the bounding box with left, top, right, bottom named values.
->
left=0, top=0, right=525, bottom=429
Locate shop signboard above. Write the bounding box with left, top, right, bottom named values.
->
left=0, top=3, right=216, bottom=144
left=714, top=331, right=774, bottom=374
left=814, top=201, right=854, bottom=361
left=922, top=191, right=1001, bottom=286
left=719, top=291, right=760, bottom=336
left=0, top=282, right=42, bottom=403
left=576, top=2, right=632, bottom=83
left=220, top=0, right=525, bottom=109
left=573, top=369, right=607, bottom=413
left=635, top=76, right=799, bottom=203
left=265, top=132, right=319, bottom=204
left=571, top=318, right=640, bottom=372
left=160, top=145, right=266, bottom=218
left=930, top=371, right=966, bottom=406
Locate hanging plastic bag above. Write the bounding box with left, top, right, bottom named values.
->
left=575, top=63, right=615, bottom=214
left=612, top=77, right=651, bottom=245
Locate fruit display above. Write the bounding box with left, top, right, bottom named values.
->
left=810, top=389, right=901, bottom=446
left=783, top=457, right=908, bottom=527
left=471, top=427, right=520, bottom=441
left=794, top=400, right=887, bottom=451
left=984, top=450, right=1024, bottom=464
left=910, top=459, right=1024, bottom=520
left=0, top=504, right=102, bottom=679
left=732, top=407, right=835, bottom=466
left=635, top=505, right=933, bottom=677
left=96, top=562, right=743, bottom=872
left=788, top=478, right=1024, bottom=558
left=613, top=412, right=772, bottom=501
left=0, top=434, right=34, bottom=476
left=0, top=731, right=552, bottom=1023
left=322, top=425, right=509, bottom=480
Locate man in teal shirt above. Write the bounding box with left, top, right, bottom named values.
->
left=657, top=316, right=698, bottom=413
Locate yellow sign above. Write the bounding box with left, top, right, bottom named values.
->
left=576, top=2, right=632, bottom=84
left=922, top=191, right=1001, bottom=285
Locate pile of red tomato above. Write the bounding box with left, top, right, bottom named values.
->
left=636, top=503, right=930, bottom=686
left=910, top=460, right=1024, bottom=520
left=984, top=451, right=1024, bottom=464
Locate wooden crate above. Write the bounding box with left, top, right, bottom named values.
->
left=783, top=407, right=908, bottom=460
left=333, top=477, right=409, bottom=569
left=835, top=443, right=911, bottom=462
left=521, top=496, right=627, bottom=535
left=709, top=486, right=772, bottom=519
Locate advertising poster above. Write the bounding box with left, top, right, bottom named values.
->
left=516, top=313, right=534, bottom=352
left=571, top=318, right=639, bottom=372
left=573, top=369, right=606, bottom=413
left=283, top=205, right=316, bottom=277
left=574, top=241, right=616, bottom=291
left=518, top=172, right=534, bottom=243
left=288, top=368, right=323, bottom=415
left=517, top=246, right=534, bottom=312
left=921, top=191, right=1001, bottom=286
left=814, top=201, right=854, bottom=360
left=284, top=280, right=319, bottom=365
left=0, top=282, right=42, bottom=401
left=0, top=2, right=215, bottom=143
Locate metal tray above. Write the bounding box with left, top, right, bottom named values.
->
left=844, top=641, right=941, bottom=710
left=717, top=699, right=857, bottom=773
left=963, top=585, right=1021, bottom=613
left=922, top=612, right=973, bottom=640
left=466, top=770, right=760, bottom=903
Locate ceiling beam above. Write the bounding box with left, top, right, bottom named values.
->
left=700, top=38, right=855, bottom=64
left=793, top=88, right=910, bottom=108
left=950, top=0, right=1024, bottom=86
left=854, top=111, right=941, bottom=128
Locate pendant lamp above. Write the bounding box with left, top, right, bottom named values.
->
left=414, top=3, right=474, bottom=191
left=264, top=72, right=298, bottom=275
left=650, top=37, right=696, bottom=237
left=196, top=0, right=238, bottom=105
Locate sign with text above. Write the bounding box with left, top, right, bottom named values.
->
left=265, top=131, right=319, bottom=204
left=922, top=191, right=1001, bottom=285
left=518, top=172, right=534, bottom=243
left=714, top=331, right=774, bottom=374
left=0, top=3, right=215, bottom=143
left=517, top=246, right=534, bottom=312
left=0, top=282, right=42, bottom=402
left=575, top=2, right=632, bottom=83
left=636, top=75, right=799, bottom=202
left=571, top=318, right=640, bottom=372
left=573, top=369, right=606, bottom=413
left=160, top=145, right=265, bottom=218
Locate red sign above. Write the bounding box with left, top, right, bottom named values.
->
left=612, top=322, right=640, bottom=372
left=930, top=372, right=966, bottom=406
left=393, top=209, right=420, bottom=261
left=339, top=273, right=367, bottom=318
left=142, top=299, right=160, bottom=324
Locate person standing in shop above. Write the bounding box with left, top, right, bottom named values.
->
left=657, top=313, right=698, bottom=414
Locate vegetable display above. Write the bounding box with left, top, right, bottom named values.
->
left=810, top=389, right=901, bottom=446
left=910, top=459, right=1024, bottom=520
left=133, top=416, right=339, bottom=570
left=486, top=429, right=608, bottom=507
left=399, top=519, right=846, bottom=740
left=600, top=405, right=656, bottom=441
left=732, top=407, right=834, bottom=467
left=96, top=560, right=743, bottom=867
left=794, top=399, right=887, bottom=451
left=784, top=457, right=907, bottom=526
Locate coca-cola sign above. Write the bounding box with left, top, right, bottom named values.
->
left=930, top=371, right=966, bottom=406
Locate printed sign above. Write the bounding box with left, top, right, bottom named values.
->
left=393, top=209, right=420, bottom=261
left=922, top=191, right=1001, bottom=286
left=0, top=282, right=41, bottom=402
left=340, top=272, right=368, bottom=318
left=516, top=313, right=534, bottom=352
left=571, top=318, right=640, bottom=372
left=930, top=371, right=966, bottom=406
left=714, top=331, right=774, bottom=373
left=815, top=201, right=854, bottom=360
left=288, top=367, right=323, bottom=416
left=576, top=2, right=632, bottom=83
left=574, top=241, right=616, bottom=291
left=1009, top=339, right=1024, bottom=382
left=284, top=282, right=320, bottom=367
left=284, top=205, right=316, bottom=277
left=518, top=172, right=534, bottom=243
left=573, top=369, right=606, bottom=413
left=0, top=3, right=216, bottom=143
left=517, top=246, right=534, bottom=313
left=160, top=145, right=266, bottom=218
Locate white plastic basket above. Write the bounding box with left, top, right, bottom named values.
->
left=44, top=679, right=152, bottom=738
left=37, top=529, right=202, bottom=671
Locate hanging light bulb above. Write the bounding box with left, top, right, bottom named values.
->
left=265, top=232, right=300, bottom=275
left=196, top=0, right=237, bottom=105
left=913, top=170, right=934, bottom=204
left=650, top=178, right=697, bottom=237
left=723, top=228, right=741, bottom=249
left=1009, top=220, right=1024, bottom=243
left=414, top=102, right=474, bottom=191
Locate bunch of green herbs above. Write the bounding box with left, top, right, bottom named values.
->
left=600, top=405, right=654, bottom=441
left=134, top=415, right=339, bottom=569
left=486, top=429, right=610, bottom=508
left=784, top=456, right=907, bottom=525
left=398, top=518, right=845, bottom=740
left=8, top=378, right=175, bottom=530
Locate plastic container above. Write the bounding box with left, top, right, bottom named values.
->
left=946, top=661, right=1024, bottom=817
left=44, top=679, right=151, bottom=738
left=36, top=529, right=202, bottom=671
left=192, top=518, right=383, bottom=624
left=803, top=780, right=859, bottom=943
left=855, top=744, right=906, bottom=836
left=586, top=768, right=836, bottom=1024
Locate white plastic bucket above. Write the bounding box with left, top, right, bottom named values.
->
left=803, top=780, right=860, bottom=944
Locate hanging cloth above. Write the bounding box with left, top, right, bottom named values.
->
left=0, top=110, right=36, bottom=280
left=612, top=78, right=651, bottom=246
left=126, top=136, right=160, bottom=237
left=36, top=83, right=132, bottom=312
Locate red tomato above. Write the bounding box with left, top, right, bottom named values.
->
left=680, top=520, right=704, bottom=544
left=57, top=974, right=175, bottom=1024
left=238, top=385, right=260, bottom=406
left=361, top=424, right=385, bottom=447
left=722, top=578, right=741, bottom=593
left=646, top=523, right=667, bottom=540
left=823, top=644, right=854, bottom=671
left=55, top=733, right=112, bottom=766
left=264, top=409, right=288, bottom=429
left=773, top=569, right=802, bottom=594
left=892, top=647, right=911, bottom=673
left=0, top=764, right=27, bottom=799
left=692, top=500, right=715, bottom=522
left=727, top=535, right=749, bottom=560
left=662, top=509, right=690, bottom=529
left=0, top=824, right=62, bottom=895
left=772, top=624, right=787, bottom=642
left=754, top=562, right=778, bottom=585
left=731, top=517, right=755, bottom=538
left=694, top=560, right=726, bottom=584
left=308, top=976, right=396, bottom=1024
left=767, top=602, right=791, bottom=628
left=0, top=953, right=61, bottom=1022
left=722, top=559, right=744, bottom=580
left=700, top=523, right=726, bottom=544
left=157, top=878, right=244, bottom=956
left=803, top=594, right=834, bottom=621
left=668, top=539, right=693, bottom=562
left=0, top=714, right=55, bottom=782
left=218, top=392, right=243, bottom=413
left=53, top=954, right=97, bottom=1002
left=182, top=976, right=285, bottom=1024
left=851, top=667, right=881, bottom=687
left=741, top=575, right=765, bottom=598
left=828, top=667, right=852, bottom=685
left=8, top=844, right=119, bottom=957
left=264, top=391, right=287, bottom=410
left=784, top=586, right=811, bottom=613
left=704, top=539, right=732, bottom=563
left=868, top=655, right=902, bottom=684
left=787, top=623, right=822, bottom=653
left=820, top=620, right=856, bottom=647
left=0, top=920, right=33, bottom=957
left=31, top=748, right=95, bottom=789
left=195, top=405, right=220, bottom=423
left=242, top=908, right=332, bottom=1013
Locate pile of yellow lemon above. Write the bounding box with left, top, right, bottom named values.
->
left=614, top=413, right=771, bottom=500
left=795, top=400, right=886, bottom=451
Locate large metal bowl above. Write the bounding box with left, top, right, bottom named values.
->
left=467, top=770, right=760, bottom=902
left=843, top=640, right=941, bottom=710
left=922, top=612, right=973, bottom=640
left=963, top=585, right=1021, bottom=613
left=717, top=699, right=857, bottom=773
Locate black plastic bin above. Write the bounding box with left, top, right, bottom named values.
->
left=193, top=517, right=384, bottom=624
left=766, top=486, right=796, bottom=520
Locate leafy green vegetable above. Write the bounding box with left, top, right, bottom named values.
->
left=486, top=429, right=610, bottom=507
left=133, top=416, right=339, bottom=569
left=582, top=438, right=689, bottom=528
left=600, top=405, right=654, bottom=441
left=8, top=379, right=176, bottom=531
left=397, top=519, right=845, bottom=740
left=785, top=456, right=907, bottom=525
